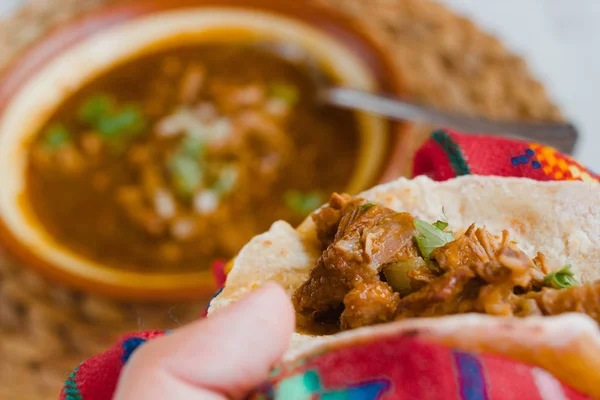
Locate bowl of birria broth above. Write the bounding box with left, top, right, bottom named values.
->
left=0, top=0, right=410, bottom=300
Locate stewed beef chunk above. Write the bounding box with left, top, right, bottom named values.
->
left=293, top=195, right=420, bottom=329
left=311, top=193, right=359, bottom=249
left=341, top=281, right=400, bottom=330
left=395, top=266, right=477, bottom=319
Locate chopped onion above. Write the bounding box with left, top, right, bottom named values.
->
left=195, top=102, right=217, bottom=122
left=232, top=85, right=265, bottom=106
left=265, top=98, right=289, bottom=117
left=156, top=114, right=184, bottom=137
left=209, top=118, right=232, bottom=142
left=383, top=258, right=426, bottom=296
left=157, top=109, right=203, bottom=138
left=158, top=107, right=232, bottom=145
left=194, top=190, right=219, bottom=214
left=170, top=218, right=197, bottom=241
left=154, top=188, right=177, bottom=220
left=179, top=64, right=206, bottom=103
left=169, top=155, right=203, bottom=197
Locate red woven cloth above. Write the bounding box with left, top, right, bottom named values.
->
left=249, top=335, right=590, bottom=400
left=59, top=131, right=599, bottom=400
left=413, top=129, right=599, bottom=182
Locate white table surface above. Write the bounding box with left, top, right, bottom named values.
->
left=0, top=0, right=20, bottom=16
left=2, top=0, right=599, bottom=170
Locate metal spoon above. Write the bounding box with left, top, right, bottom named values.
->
left=258, top=42, right=579, bottom=154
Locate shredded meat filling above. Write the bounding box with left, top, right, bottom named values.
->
left=522, top=282, right=600, bottom=324
left=430, top=224, right=502, bottom=271
left=311, top=193, right=358, bottom=249
left=293, top=197, right=419, bottom=328
left=395, top=266, right=477, bottom=319
left=293, top=194, right=600, bottom=333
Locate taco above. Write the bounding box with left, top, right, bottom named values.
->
left=208, top=176, right=600, bottom=397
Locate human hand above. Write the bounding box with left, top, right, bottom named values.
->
left=113, top=283, right=295, bottom=400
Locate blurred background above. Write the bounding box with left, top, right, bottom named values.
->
left=2, top=0, right=599, bottom=167
left=0, top=1, right=595, bottom=399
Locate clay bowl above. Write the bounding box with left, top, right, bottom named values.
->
left=0, top=0, right=412, bottom=301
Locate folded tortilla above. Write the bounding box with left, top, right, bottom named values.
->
left=208, top=176, right=600, bottom=397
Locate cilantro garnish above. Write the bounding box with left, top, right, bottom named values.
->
left=97, top=106, right=145, bottom=139
left=414, top=218, right=454, bottom=260
left=284, top=190, right=322, bottom=216
left=169, top=155, right=203, bottom=198
left=213, top=166, right=238, bottom=196
left=77, top=94, right=147, bottom=151
left=434, top=208, right=449, bottom=230
left=168, top=136, right=207, bottom=198
left=359, top=202, right=377, bottom=211
left=432, top=220, right=448, bottom=231
left=544, top=264, right=580, bottom=289
left=78, top=94, right=114, bottom=124
left=43, top=123, right=71, bottom=150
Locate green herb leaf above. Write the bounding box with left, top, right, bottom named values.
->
left=43, top=123, right=71, bottom=150
left=433, top=208, right=449, bottom=230
left=97, top=118, right=122, bottom=138
left=432, top=220, right=448, bottom=231
left=180, top=135, right=206, bottom=158
left=544, top=264, right=580, bottom=289
left=168, top=136, right=208, bottom=198
left=213, top=166, right=238, bottom=196
left=79, top=94, right=147, bottom=153
left=117, top=106, right=146, bottom=136
left=169, top=155, right=203, bottom=197
left=78, top=94, right=114, bottom=124
left=284, top=190, right=322, bottom=216
left=414, top=219, right=454, bottom=260
left=359, top=202, right=377, bottom=211
left=269, top=82, right=299, bottom=105
left=98, top=106, right=145, bottom=139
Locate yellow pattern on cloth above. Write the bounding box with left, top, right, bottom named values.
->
left=529, top=143, right=599, bottom=183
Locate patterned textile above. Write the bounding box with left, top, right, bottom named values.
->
left=61, top=331, right=164, bottom=400
left=59, top=131, right=598, bottom=400
left=413, top=130, right=599, bottom=182
left=249, top=335, right=590, bottom=400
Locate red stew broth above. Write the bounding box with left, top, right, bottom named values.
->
left=26, top=43, right=359, bottom=272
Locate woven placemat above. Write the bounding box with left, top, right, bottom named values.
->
left=0, top=1, right=563, bottom=399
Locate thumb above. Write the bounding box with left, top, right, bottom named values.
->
left=113, top=283, right=295, bottom=400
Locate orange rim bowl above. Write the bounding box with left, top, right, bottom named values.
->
left=0, top=0, right=412, bottom=302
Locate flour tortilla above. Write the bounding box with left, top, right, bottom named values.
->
left=208, top=176, right=600, bottom=397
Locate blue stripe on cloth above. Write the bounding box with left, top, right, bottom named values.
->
left=211, top=286, right=224, bottom=300
left=122, top=337, right=147, bottom=364
left=452, top=351, right=489, bottom=400
left=204, top=286, right=225, bottom=316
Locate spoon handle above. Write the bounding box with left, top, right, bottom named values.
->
left=322, top=88, right=579, bottom=154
